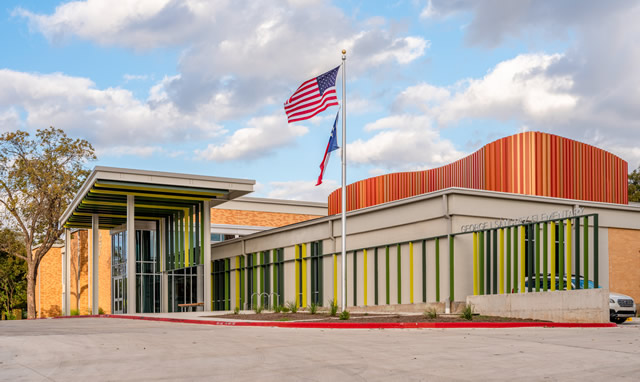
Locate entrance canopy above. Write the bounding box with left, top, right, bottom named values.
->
left=60, top=166, right=255, bottom=229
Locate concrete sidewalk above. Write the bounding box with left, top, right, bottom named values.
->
left=2, top=317, right=639, bottom=381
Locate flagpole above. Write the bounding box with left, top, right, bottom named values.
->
left=340, top=49, right=347, bottom=311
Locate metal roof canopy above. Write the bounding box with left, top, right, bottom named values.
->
left=60, top=166, right=255, bottom=229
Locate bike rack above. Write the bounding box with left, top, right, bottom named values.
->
left=248, top=292, right=281, bottom=310
left=269, top=292, right=280, bottom=309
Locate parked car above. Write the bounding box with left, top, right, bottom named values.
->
left=519, top=274, right=636, bottom=324
left=609, top=292, right=637, bottom=324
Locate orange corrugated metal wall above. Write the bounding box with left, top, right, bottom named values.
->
left=328, top=132, right=628, bottom=215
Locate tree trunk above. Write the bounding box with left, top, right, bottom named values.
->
left=26, top=263, right=37, bottom=319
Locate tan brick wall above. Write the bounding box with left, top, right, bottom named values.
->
left=609, top=228, right=640, bottom=304
left=211, top=209, right=322, bottom=227
left=97, top=230, right=112, bottom=314
left=37, top=229, right=112, bottom=317
left=69, top=230, right=90, bottom=315
left=36, top=247, right=62, bottom=318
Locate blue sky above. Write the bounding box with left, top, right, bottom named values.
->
left=1, top=1, right=639, bottom=201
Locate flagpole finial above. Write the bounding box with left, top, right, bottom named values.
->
left=342, top=49, right=346, bottom=54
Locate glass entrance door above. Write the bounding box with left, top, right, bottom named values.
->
left=111, top=228, right=161, bottom=313
left=112, top=276, right=125, bottom=314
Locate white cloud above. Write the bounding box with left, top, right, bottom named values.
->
left=347, top=96, right=375, bottom=115
left=420, top=0, right=437, bottom=19
left=123, top=74, right=148, bottom=82
left=394, top=83, right=450, bottom=112
left=0, top=108, right=21, bottom=133
left=16, top=0, right=429, bottom=119
left=97, top=145, right=164, bottom=158
left=348, top=115, right=465, bottom=170
left=0, top=69, right=223, bottom=149
left=195, top=113, right=308, bottom=161
left=14, top=0, right=197, bottom=48
left=392, top=54, right=578, bottom=126
left=419, top=1, right=640, bottom=166
left=436, top=53, right=577, bottom=125
left=423, top=0, right=629, bottom=48
left=369, top=36, right=429, bottom=65
left=265, top=179, right=338, bottom=202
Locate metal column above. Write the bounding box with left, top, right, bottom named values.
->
left=160, top=218, right=168, bottom=313
left=91, top=214, right=100, bottom=314
left=203, top=200, right=212, bottom=311
left=63, top=228, right=71, bottom=316
left=126, top=195, right=136, bottom=313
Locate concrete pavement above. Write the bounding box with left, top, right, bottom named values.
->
left=1, top=318, right=639, bottom=381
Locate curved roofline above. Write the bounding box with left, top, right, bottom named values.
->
left=328, top=131, right=629, bottom=214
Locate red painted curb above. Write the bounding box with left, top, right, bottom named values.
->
left=52, top=314, right=617, bottom=329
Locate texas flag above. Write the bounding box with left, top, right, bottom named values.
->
left=316, top=111, right=340, bottom=186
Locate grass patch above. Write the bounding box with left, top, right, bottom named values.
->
left=278, top=317, right=291, bottom=321
left=254, top=305, right=263, bottom=314
left=286, top=301, right=298, bottom=314
left=461, top=304, right=474, bottom=321
left=273, top=304, right=283, bottom=313
left=233, top=306, right=240, bottom=315
left=98, top=307, right=105, bottom=315
left=329, top=299, right=338, bottom=317
left=339, top=310, right=350, bottom=320
left=424, top=307, right=437, bottom=319
left=70, top=309, right=80, bottom=316
left=309, top=302, right=318, bottom=315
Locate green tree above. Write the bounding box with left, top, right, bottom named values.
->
left=0, top=127, right=95, bottom=319
left=629, top=165, right=640, bottom=202
left=0, top=228, right=27, bottom=319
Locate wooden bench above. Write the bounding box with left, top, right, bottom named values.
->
left=178, top=302, right=204, bottom=312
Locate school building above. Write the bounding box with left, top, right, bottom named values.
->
left=37, top=131, right=640, bottom=320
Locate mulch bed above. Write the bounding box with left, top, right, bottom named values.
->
left=209, top=312, right=546, bottom=323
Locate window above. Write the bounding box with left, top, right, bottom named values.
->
left=212, top=259, right=230, bottom=310
left=310, top=241, right=323, bottom=306
left=272, top=249, right=284, bottom=306
left=260, top=251, right=270, bottom=307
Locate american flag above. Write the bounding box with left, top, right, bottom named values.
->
left=284, top=66, right=340, bottom=123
